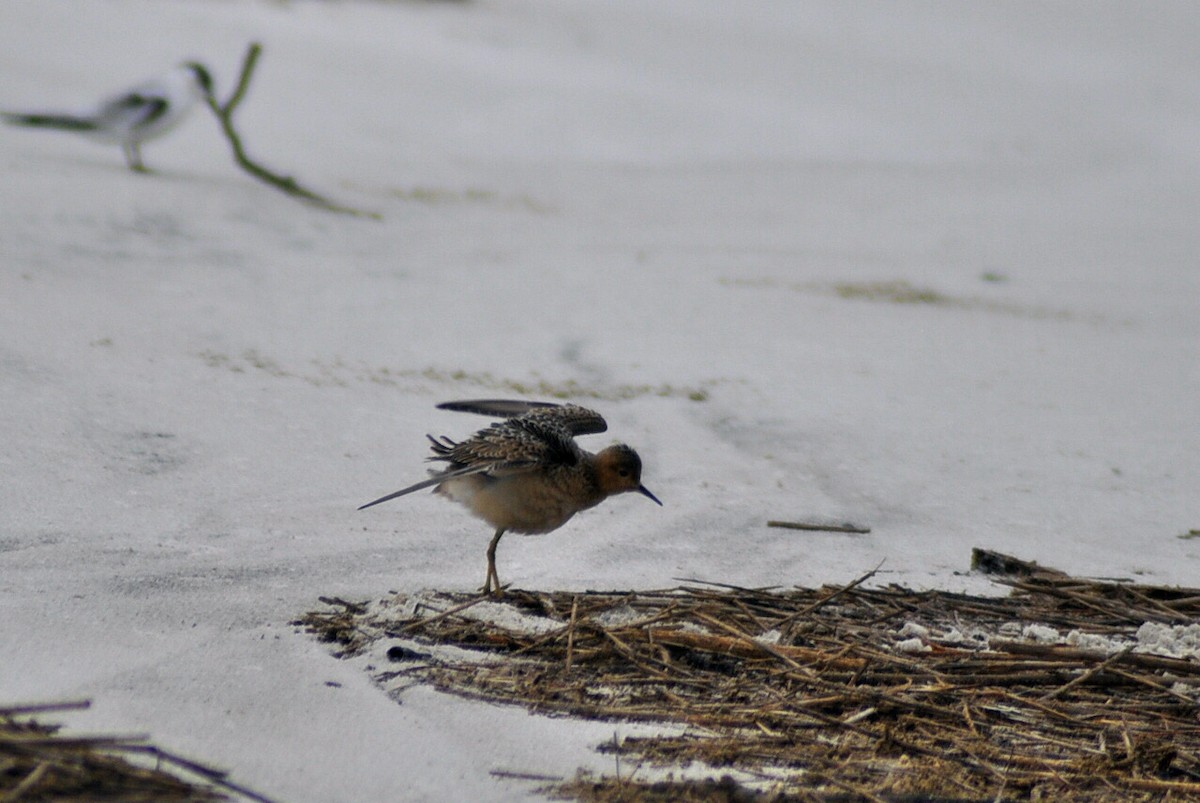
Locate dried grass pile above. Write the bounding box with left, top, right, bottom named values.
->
left=299, top=550, right=1200, bottom=801
left=0, top=701, right=271, bottom=802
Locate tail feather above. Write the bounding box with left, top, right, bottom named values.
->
left=357, top=463, right=489, bottom=511
left=426, top=433, right=458, bottom=459
left=1, top=111, right=97, bottom=132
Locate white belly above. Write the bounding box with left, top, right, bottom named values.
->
left=436, top=473, right=592, bottom=534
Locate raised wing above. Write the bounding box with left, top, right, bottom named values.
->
left=436, top=399, right=558, bottom=418
left=427, top=417, right=575, bottom=471
left=436, top=399, right=608, bottom=436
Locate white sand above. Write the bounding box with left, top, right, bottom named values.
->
left=2, top=1, right=1197, bottom=800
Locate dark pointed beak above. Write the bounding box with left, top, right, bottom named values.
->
left=637, top=485, right=663, bottom=506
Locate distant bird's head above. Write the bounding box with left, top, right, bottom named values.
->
left=595, top=444, right=662, bottom=505
left=182, top=61, right=215, bottom=98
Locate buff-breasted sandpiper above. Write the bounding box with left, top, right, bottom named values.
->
left=359, top=399, right=662, bottom=596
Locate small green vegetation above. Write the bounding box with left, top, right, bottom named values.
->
left=197, top=351, right=715, bottom=402
left=831, top=280, right=948, bottom=304
left=197, top=350, right=244, bottom=372
left=720, top=276, right=1087, bottom=322
left=241, top=349, right=289, bottom=377
left=387, top=185, right=549, bottom=213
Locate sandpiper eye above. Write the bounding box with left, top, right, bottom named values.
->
left=618, top=468, right=630, bottom=478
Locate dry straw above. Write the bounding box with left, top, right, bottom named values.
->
left=300, top=550, right=1200, bottom=801
left=0, top=700, right=274, bottom=802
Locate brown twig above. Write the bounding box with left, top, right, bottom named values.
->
left=776, top=560, right=885, bottom=627
left=0, top=700, right=92, bottom=717
left=767, top=519, right=872, bottom=534
left=386, top=595, right=488, bottom=636
left=1039, top=647, right=1133, bottom=701
left=565, top=595, right=579, bottom=672
left=0, top=702, right=276, bottom=802
left=207, top=42, right=380, bottom=218
left=127, top=745, right=280, bottom=803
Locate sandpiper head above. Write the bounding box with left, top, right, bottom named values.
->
left=595, top=444, right=662, bottom=505
left=182, top=61, right=215, bottom=97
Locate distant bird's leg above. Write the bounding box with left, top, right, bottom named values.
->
left=124, top=142, right=148, bottom=173
left=484, top=528, right=506, bottom=598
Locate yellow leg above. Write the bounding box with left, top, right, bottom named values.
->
left=124, top=142, right=149, bottom=173
left=484, top=528, right=506, bottom=598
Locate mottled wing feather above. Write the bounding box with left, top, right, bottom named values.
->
left=133, top=96, right=170, bottom=127
left=427, top=402, right=604, bottom=473
left=426, top=432, right=540, bottom=471
left=436, top=399, right=607, bottom=436
left=533, top=404, right=608, bottom=436
left=102, top=93, right=169, bottom=129
left=427, top=423, right=567, bottom=470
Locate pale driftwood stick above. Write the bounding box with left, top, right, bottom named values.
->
left=7, top=762, right=49, bottom=799
left=389, top=595, right=487, bottom=635
left=207, top=43, right=380, bottom=219
left=0, top=699, right=91, bottom=717
left=316, top=596, right=368, bottom=614
left=768, top=520, right=871, bottom=534
left=488, top=769, right=564, bottom=782
left=1125, top=777, right=1200, bottom=795
left=971, top=547, right=1065, bottom=577
left=1039, top=647, right=1133, bottom=701
left=565, top=595, right=579, bottom=672
left=817, top=774, right=890, bottom=803
left=647, top=627, right=865, bottom=670
left=775, top=560, right=885, bottom=627
left=1, top=734, right=151, bottom=748
left=991, top=640, right=1200, bottom=676
left=689, top=610, right=808, bottom=672
left=127, top=745, right=280, bottom=803
left=597, top=626, right=672, bottom=679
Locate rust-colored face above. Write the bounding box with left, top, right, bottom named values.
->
left=596, top=444, right=662, bottom=505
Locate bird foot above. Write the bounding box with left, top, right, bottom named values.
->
left=480, top=581, right=508, bottom=599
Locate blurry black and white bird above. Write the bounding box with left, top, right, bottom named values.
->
left=1, top=62, right=214, bottom=172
